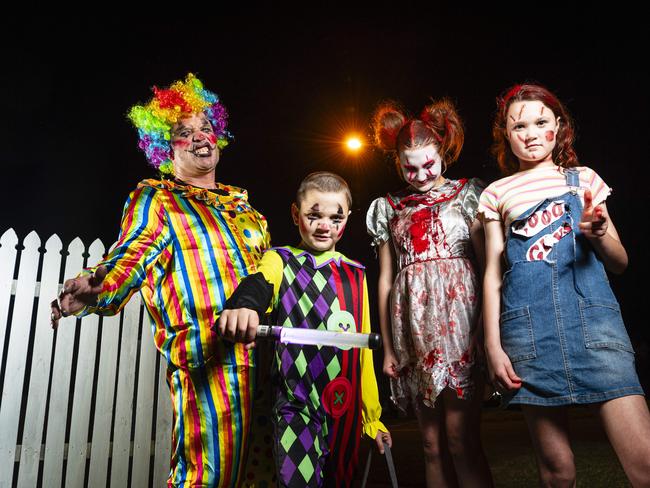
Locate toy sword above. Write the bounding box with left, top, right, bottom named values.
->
left=256, top=325, right=382, bottom=350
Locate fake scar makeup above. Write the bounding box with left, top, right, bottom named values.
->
left=400, top=144, right=444, bottom=192
left=405, top=160, right=437, bottom=182
left=506, top=101, right=558, bottom=164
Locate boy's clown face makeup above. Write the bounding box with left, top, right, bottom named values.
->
left=292, top=190, right=350, bottom=253
left=399, top=144, right=444, bottom=192
left=505, top=100, right=560, bottom=167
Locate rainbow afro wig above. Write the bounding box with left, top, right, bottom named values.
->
left=127, top=73, right=231, bottom=175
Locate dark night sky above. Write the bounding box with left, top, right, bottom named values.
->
left=1, top=12, right=648, bottom=356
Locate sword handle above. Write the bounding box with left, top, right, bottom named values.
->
left=256, top=325, right=281, bottom=339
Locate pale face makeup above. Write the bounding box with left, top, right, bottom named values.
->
left=506, top=100, right=560, bottom=169
left=399, top=144, right=444, bottom=193
left=291, top=190, right=350, bottom=253
left=170, top=113, right=220, bottom=178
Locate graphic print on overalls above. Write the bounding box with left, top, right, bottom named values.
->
left=271, top=248, right=364, bottom=487
left=499, top=168, right=640, bottom=406
left=512, top=200, right=572, bottom=261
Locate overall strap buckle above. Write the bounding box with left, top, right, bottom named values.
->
left=564, top=168, right=580, bottom=192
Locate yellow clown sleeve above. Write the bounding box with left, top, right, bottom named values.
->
left=359, top=276, right=388, bottom=439
left=254, top=249, right=284, bottom=311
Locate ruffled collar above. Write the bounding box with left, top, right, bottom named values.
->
left=273, top=245, right=365, bottom=270
left=138, top=178, right=249, bottom=208
left=387, top=178, right=467, bottom=211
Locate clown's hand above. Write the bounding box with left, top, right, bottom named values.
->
left=51, top=265, right=107, bottom=329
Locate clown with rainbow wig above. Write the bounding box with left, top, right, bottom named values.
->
left=52, top=73, right=271, bottom=487
left=128, top=73, right=231, bottom=175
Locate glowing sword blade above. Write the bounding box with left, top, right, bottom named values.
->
left=256, top=325, right=381, bottom=350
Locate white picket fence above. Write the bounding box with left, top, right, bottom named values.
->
left=0, top=229, right=173, bottom=488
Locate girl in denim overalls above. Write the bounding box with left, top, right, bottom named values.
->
left=479, top=84, right=650, bottom=486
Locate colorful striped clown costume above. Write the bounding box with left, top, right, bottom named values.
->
left=225, top=246, right=387, bottom=487
left=80, top=178, right=270, bottom=487
left=74, top=74, right=271, bottom=487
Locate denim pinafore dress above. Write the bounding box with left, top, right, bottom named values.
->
left=500, top=169, right=643, bottom=405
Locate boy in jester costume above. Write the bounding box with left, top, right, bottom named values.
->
left=219, top=172, right=392, bottom=487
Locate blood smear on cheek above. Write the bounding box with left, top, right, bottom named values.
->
left=299, top=219, right=308, bottom=233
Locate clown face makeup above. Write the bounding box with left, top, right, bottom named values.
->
left=292, top=190, right=350, bottom=253
left=171, top=114, right=220, bottom=178
left=506, top=100, right=560, bottom=169
left=399, top=144, right=444, bottom=193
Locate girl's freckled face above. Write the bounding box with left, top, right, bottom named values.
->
left=506, top=101, right=560, bottom=166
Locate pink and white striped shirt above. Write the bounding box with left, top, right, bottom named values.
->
left=478, top=165, right=611, bottom=228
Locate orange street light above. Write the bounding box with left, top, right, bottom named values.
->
left=345, top=136, right=363, bottom=152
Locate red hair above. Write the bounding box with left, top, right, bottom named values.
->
left=372, top=98, right=464, bottom=178
left=492, top=83, right=579, bottom=176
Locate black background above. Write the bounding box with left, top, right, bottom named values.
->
left=2, top=10, right=648, bottom=385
